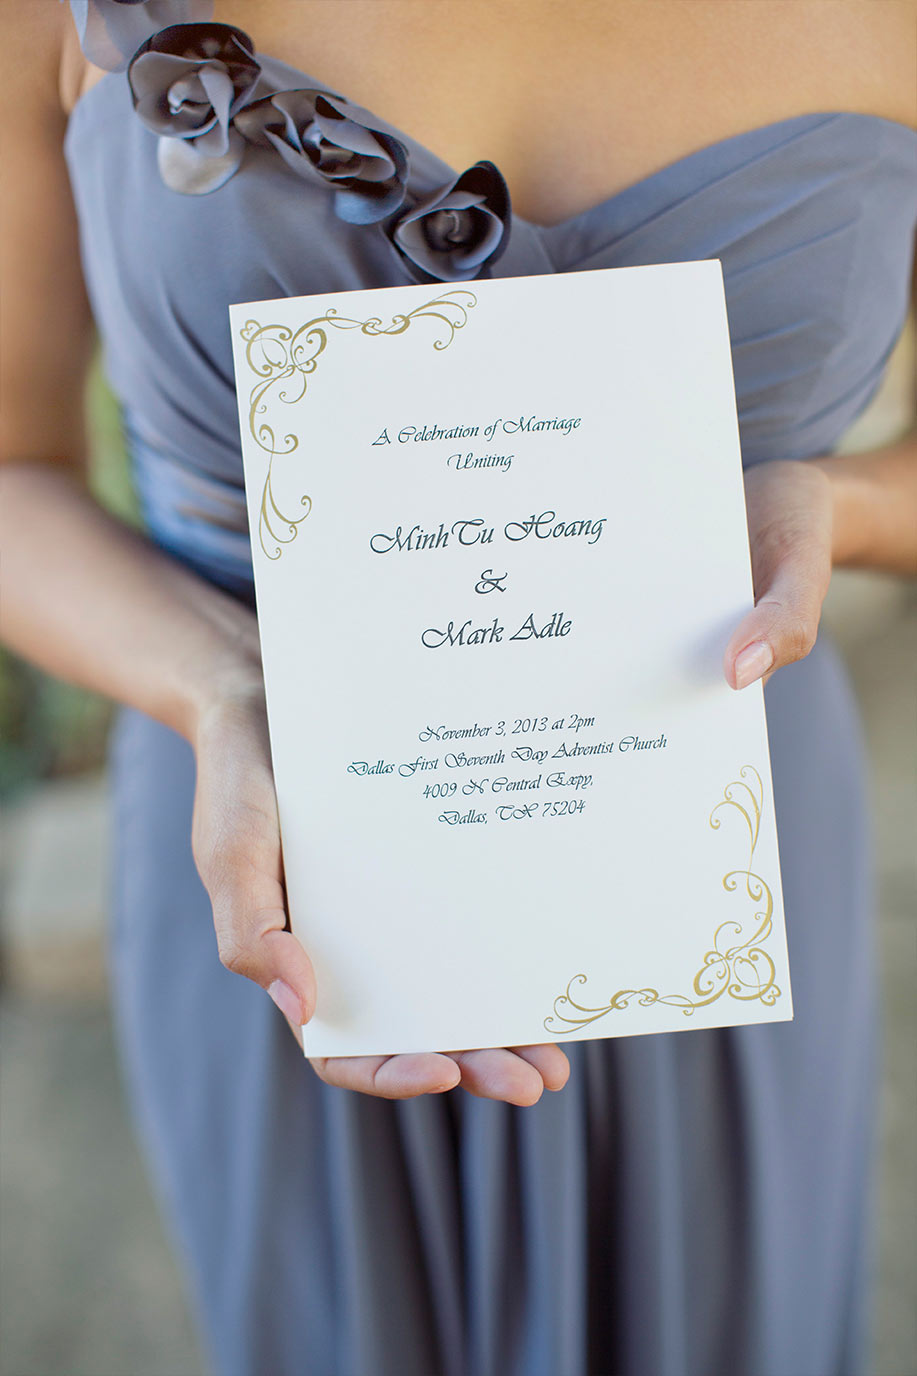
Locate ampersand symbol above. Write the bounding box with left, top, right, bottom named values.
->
left=474, top=569, right=508, bottom=594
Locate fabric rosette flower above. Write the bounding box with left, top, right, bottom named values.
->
left=234, top=90, right=408, bottom=224
left=388, top=161, right=511, bottom=282
left=64, top=0, right=215, bottom=74
left=128, top=22, right=261, bottom=194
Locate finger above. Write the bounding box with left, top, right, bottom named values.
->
left=508, top=1043, right=571, bottom=1091
left=279, top=1005, right=308, bottom=1047
left=446, top=1048, right=547, bottom=1106
left=723, top=556, right=828, bottom=691
left=310, top=1052, right=462, bottom=1098
left=210, top=870, right=317, bottom=1027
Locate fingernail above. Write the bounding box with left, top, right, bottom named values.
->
left=267, top=979, right=304, bottom=1025
left=734, top=640, right=774, bottom=689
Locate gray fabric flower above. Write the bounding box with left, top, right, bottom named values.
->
left=389, top=162, right=511, bottom=282
left=235, top=90, right=408, bottom=224
left=128, top=22, right=261, bottom=194
left=64, top=0, right=214, bottom=74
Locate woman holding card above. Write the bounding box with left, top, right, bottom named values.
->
left=2, top=1, right=915, bottom=1373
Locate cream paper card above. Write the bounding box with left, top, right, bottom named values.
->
left=229, top=261, right=792, bottom=1058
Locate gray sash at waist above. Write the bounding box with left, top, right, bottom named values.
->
left=125, top=413, right=255, bottom=602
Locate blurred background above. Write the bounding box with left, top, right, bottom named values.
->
left=1, top=329, right=915, bottom=1376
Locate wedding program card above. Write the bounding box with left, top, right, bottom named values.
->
left=229, top=262, right=792, bottom=1058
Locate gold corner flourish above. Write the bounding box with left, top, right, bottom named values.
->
left=238, top=289, right=478, bottom=559
left=544, top=765, right=781, bottom=1035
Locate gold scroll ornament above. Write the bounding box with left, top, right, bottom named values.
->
left=238, top=289, right=477, bottom=559
left=545, top=765, right=782, bottom=1033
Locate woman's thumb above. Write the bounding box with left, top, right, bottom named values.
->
left=724, top=555, right=828, bottom=690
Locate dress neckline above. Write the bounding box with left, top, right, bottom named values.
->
left=68, top=45, right=917, bottom=237
left=225, top=52, right=917, bottom=235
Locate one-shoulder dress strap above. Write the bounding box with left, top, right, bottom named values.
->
left=63, top=0, right=214, bottom=72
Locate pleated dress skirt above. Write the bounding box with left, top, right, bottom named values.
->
left=107, top=629, right=877, bottom=1376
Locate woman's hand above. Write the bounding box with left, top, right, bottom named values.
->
left=191, top=681, right=570, bottom=1106
left=723, top=458, right=835, bottom=690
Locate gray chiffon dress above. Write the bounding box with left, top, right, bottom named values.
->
left=61, top=4, right=917, bottom=1373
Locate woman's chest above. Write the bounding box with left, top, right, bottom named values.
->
left=63, top=0, right=917, bottom=473
left=209, top=0, right=916, bottom=226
